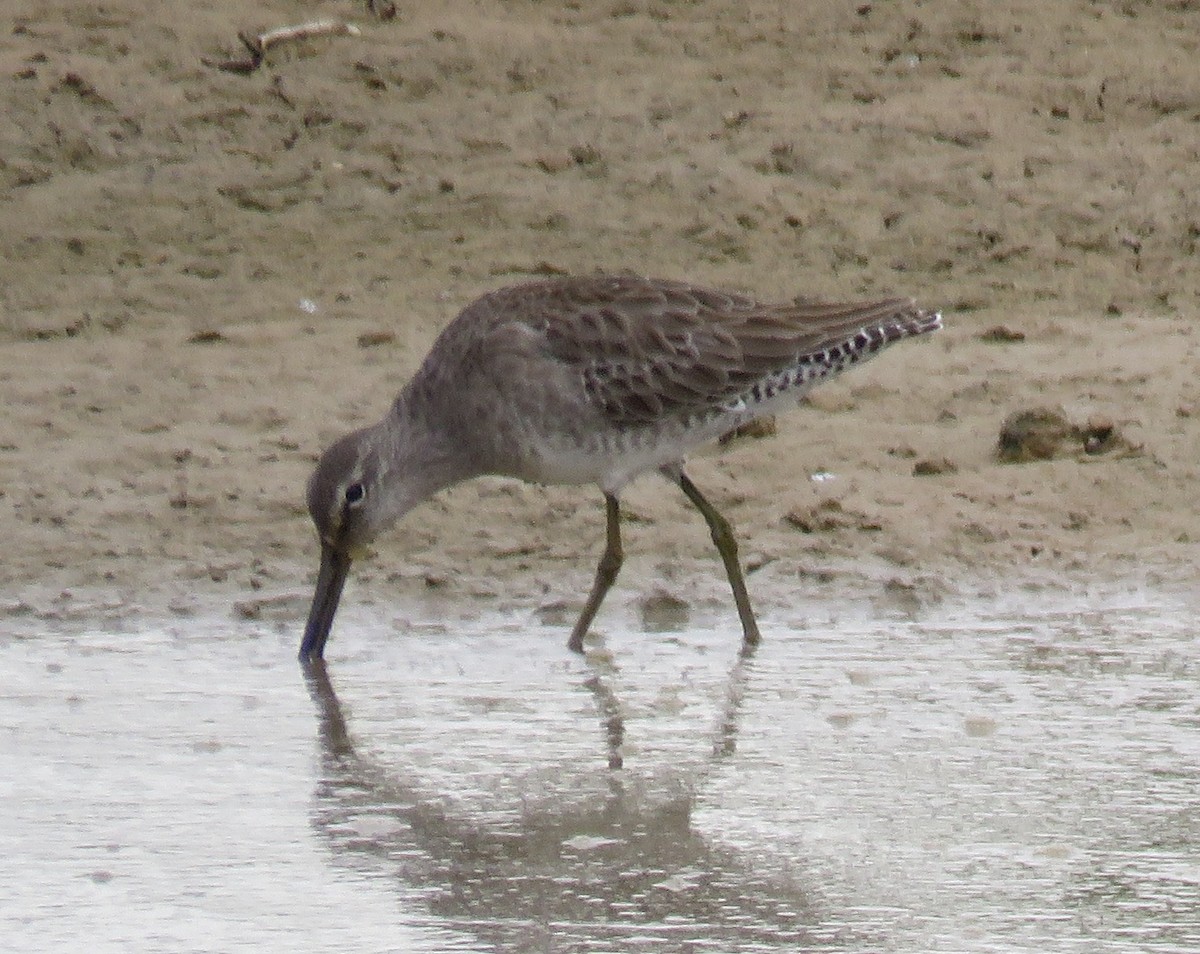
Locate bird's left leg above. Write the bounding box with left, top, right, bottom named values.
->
left=568, top=492, right=624, bottom=653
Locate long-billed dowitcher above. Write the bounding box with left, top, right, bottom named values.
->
left=300, top=274, right=940, bottom=661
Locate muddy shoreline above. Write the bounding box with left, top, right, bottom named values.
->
left=2, top=1, right=1197, bottom=629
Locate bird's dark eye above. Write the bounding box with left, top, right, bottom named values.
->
left=344, top=482, right=366, bottom=505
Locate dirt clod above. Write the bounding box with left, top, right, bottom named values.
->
left=997, top=408, right=1137, bottom=463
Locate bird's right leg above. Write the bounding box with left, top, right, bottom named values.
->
left=568, top=493, right=623, bottom=653
left=672, top=468, right=762, bottom=649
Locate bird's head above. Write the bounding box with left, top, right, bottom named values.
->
left=297, top=409, right=470, bottom=662
left=299, top=429, right=387, bottom=663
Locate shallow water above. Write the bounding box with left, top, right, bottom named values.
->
left=2, top=591, right=1198, bottom=953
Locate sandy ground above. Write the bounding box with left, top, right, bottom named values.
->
left=2, top=0, right=1198, bottom=630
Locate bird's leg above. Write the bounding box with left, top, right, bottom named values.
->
left=673, top=469, right=762, bottom=648
left=568, top=493, right=624, bottom=653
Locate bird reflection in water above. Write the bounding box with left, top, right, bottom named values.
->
left=301, top=643, right=850, bottom=952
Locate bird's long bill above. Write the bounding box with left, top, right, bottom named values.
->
left=299, top=543, right=351, bottom=663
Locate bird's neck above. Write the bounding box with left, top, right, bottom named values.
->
left=374, top=391, right=478, bottom=524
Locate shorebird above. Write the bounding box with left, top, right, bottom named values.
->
left=300, top=274, right=940, bottom=662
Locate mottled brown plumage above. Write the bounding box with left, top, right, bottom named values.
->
left=301, top=274, right=941, bottom=661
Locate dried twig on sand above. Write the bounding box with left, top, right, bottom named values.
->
left=205, top=20, right=361, bottom=74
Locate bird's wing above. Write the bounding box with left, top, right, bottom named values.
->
left=491, top=275, right=935, bottom=426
